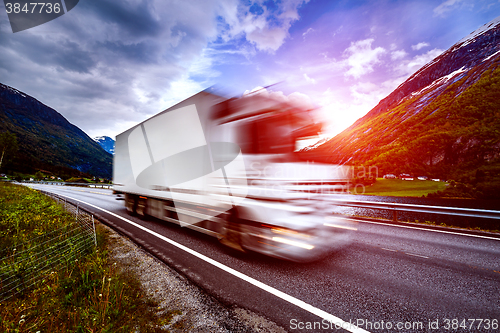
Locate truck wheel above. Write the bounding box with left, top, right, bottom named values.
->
left=136, top=197, right=147, bottom=218
left=219, top=210, right=245, bottom=252
left=125, top=194, right=137, bottom=215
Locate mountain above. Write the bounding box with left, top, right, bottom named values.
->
left=305, top=16, right=500, bottom=198
left=94, top=136, right=115, bottom=155
left=0, top=83, right=112, bottom=178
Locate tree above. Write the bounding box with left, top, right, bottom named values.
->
left=0, top=132, right=18, bottom=171
left=34, top=171, right=44, bottom=180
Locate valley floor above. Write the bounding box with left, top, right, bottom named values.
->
left=355, top=178, right=448, bottom=197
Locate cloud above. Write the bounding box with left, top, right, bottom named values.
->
left=303, top=73, right=317, bottom=84
left=350, top=81, right=385, bottom=104
left=224, top=0, right=310, bottom=52
left=332, top=25, right=343, bottom=37
left=433, top=0, right=465, bottom=16
left=246, top=27, right=289, bottom=52
left=343, top=39, right=386, bottom=79
left=243, top=86, right=315, bottom=110
left=302, top=27, right=314, bottom=39
left=396, top=48, right=444, bottom=77
left=391, top=50, right=407, bottom=60
left=411, top=42, right=430, bottom=50
left=287, top=91, right=315, bottom=109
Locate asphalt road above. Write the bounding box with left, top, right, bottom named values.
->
left=27, top=184, right=500, bottom=333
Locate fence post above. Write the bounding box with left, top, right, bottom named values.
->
left=92, top=215, right=97, bottom=246
left=393, top=210, right=398, bottom=222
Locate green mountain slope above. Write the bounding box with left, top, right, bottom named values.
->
left=0, top=83, right=112, bottom=179
left=337, top=65, right=500, bottom=175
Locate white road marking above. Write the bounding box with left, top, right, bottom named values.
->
left=381, top=248, right=397, bottom=252
left=381, top=248, right=429, bottom=259
left=89, top=191, right=111, bottom=195
left=342, top=217, right=500, bottom=241
left=46, top=191, right=370, bottom=333
left=62, top=188, right=111, bottom=195
left=405, top=253, right=429, bottom=259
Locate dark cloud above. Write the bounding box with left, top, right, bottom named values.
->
left=80, top=0, right=163, bottom=38
left=0, top=33, right=96, bottom=73
left=54, top=40, right=95, bottom=72
left=97, top=40, right=160, bottom=64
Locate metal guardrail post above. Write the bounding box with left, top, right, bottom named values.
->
left=393, top=210, right=398, bottom=222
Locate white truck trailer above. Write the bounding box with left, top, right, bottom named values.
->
left=113, top=89, right=356, bottom=262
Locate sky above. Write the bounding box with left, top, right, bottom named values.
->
left=1, top=0, right=500, bottom=140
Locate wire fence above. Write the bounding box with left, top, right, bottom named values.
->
left=0, top=191, right=97, bottom=302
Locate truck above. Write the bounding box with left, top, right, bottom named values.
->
left=113, top=88, right=356, bottom=262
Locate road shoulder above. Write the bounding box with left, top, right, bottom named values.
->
left=103, top=223, right=287, bottom=332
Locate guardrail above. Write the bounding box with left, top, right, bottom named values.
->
left=16, top=180, right=500, bottom=230
left=18, top=180, right=113, bottom=189
left=325, top=198, right=500, bottom=221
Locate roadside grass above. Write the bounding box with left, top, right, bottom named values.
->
left=0, top=183, right=174, bottom=332
left=355, top=178, right=448, bottom=197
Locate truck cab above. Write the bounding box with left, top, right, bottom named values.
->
left=208, top=93, right=356, bottom=261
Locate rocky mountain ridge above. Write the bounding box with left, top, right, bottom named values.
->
left=354, top=16, right=500, bottom=124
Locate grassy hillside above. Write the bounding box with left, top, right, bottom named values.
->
left=0, top=83, right=112, bottom=178
left=358, top=179, right=448, bottom=197
left=366, top=66, right=500, bottom=177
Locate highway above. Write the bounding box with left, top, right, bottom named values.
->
left=27, top=184, right=500, bottom=333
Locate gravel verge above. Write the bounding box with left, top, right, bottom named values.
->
left=103, top=224, right=287, bottom=332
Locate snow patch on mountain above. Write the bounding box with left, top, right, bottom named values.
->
left=1, top=83, right=27, bottom=98
left=454, top=16, right=500, bottom=50
left=411, top=66, right=468, bottom=97
left=94, top=136, right=115, bottom=154
left=483, top=49, right=500, bottom=62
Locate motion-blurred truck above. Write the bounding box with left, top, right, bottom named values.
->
left=113, top=89, right=356, bottom=262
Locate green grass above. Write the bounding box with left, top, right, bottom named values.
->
left=355, top=178, right=448, bottom=197
left=0, top=183, right=176, bottom=332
